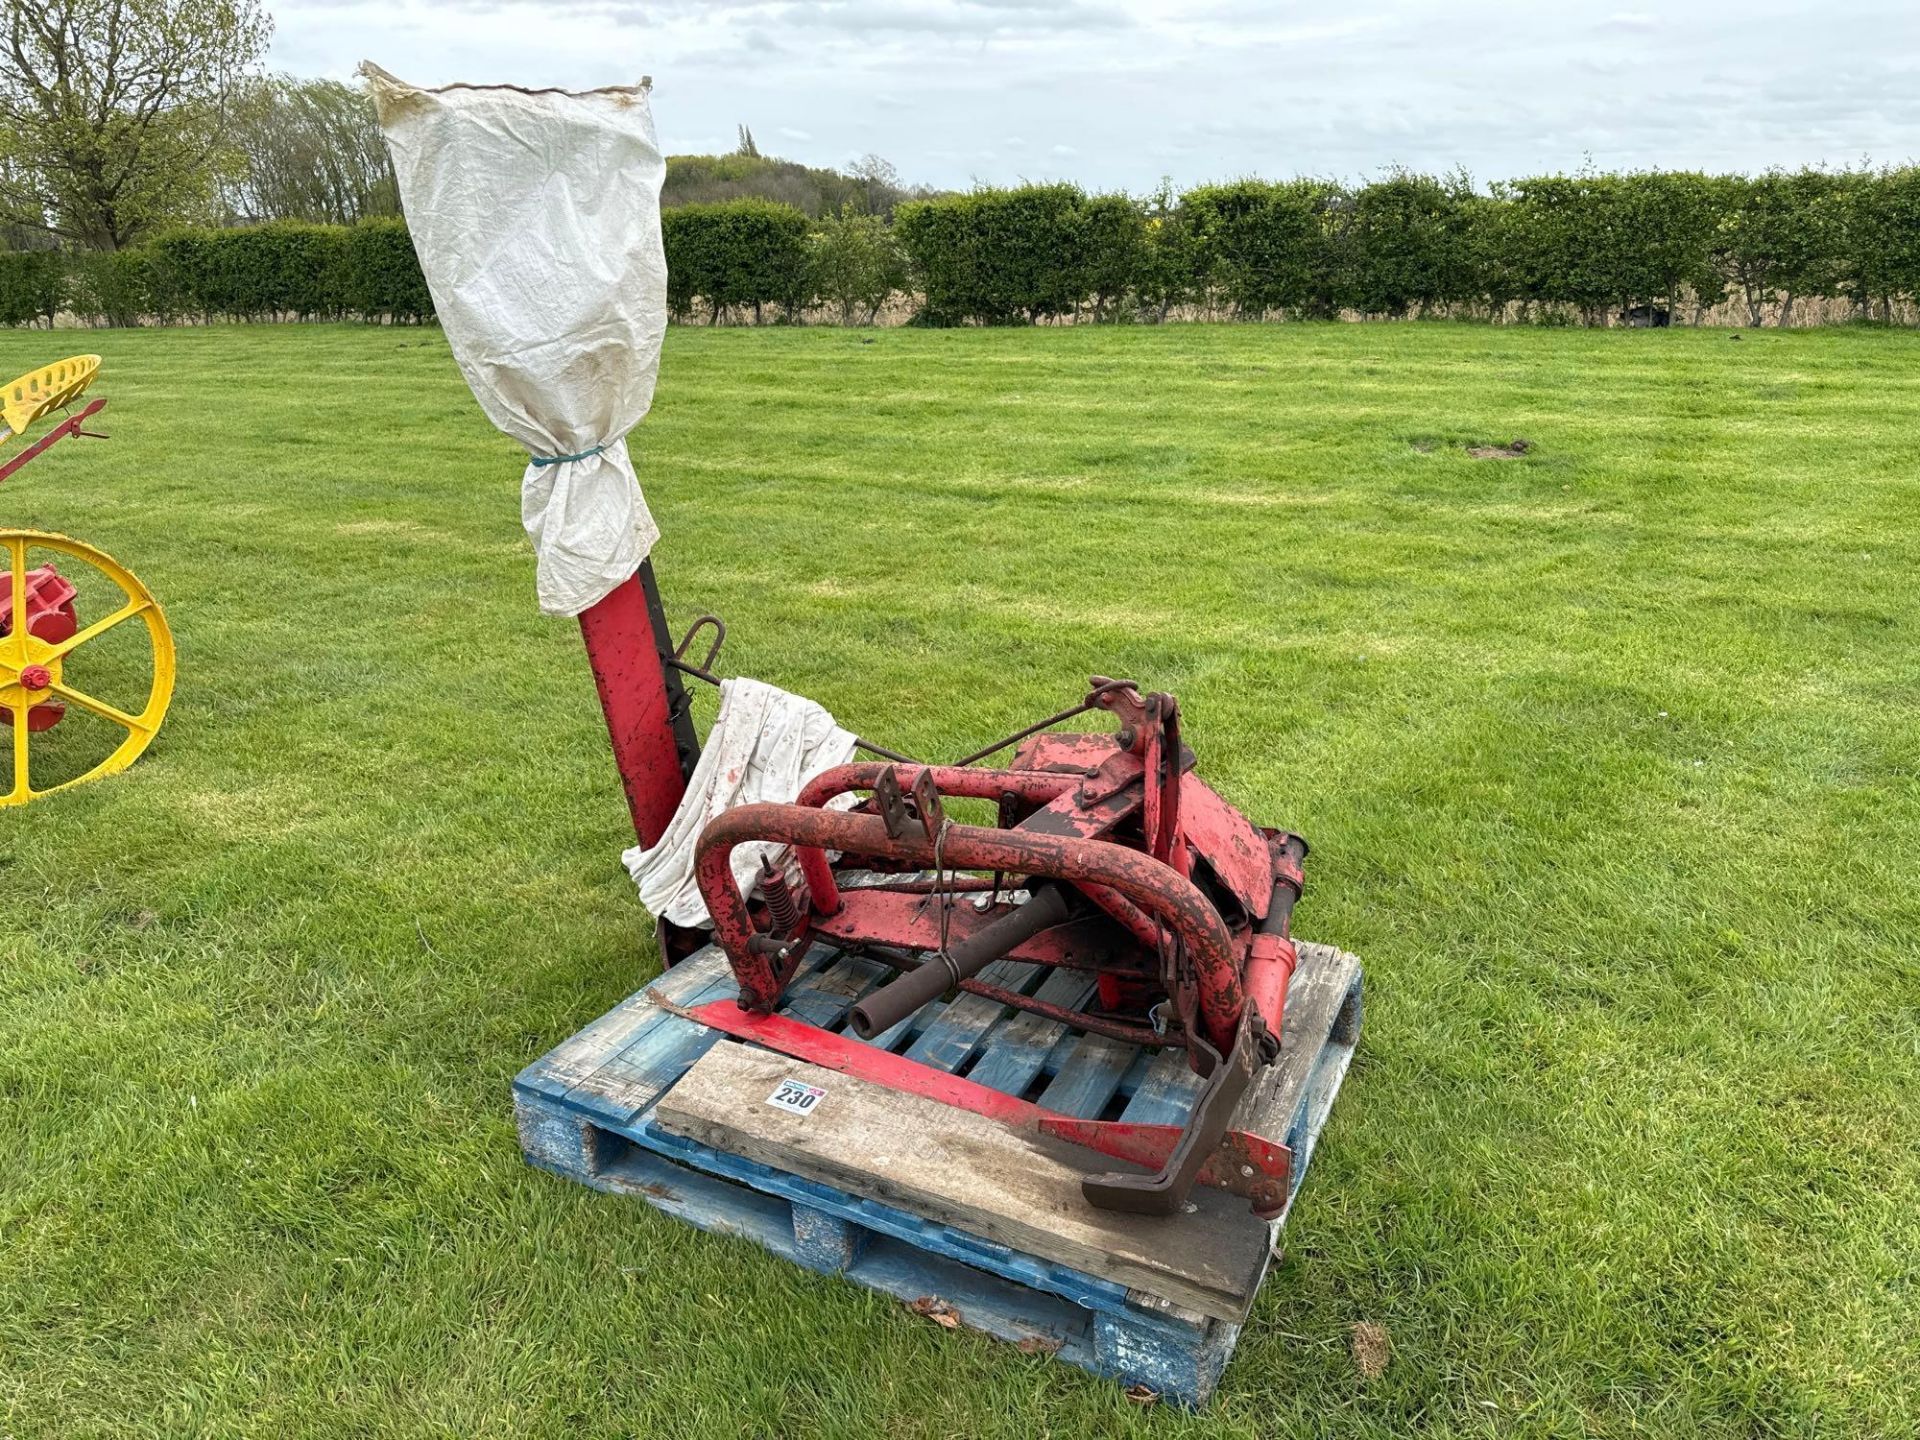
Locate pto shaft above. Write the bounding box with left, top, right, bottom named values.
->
left=848, top=884, right=1073, bottom=1039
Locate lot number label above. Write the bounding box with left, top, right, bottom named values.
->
left=766, top=1078, right=827, bottom=1117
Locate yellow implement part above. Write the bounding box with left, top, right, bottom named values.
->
left=1, top=355, right=101, bottom=439
left=1, top=530, right=173, bottom=806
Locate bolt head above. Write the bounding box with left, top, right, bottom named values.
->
left=19, top=664, right=51, bottom=691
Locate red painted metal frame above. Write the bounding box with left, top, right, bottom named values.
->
left=0, top=398, right=107, bottom=486
left=685, top=998, right=1292, bottom=1216
left=601, top=660, right=1312, bottom=1213
left=790, top=761, right=1082, bottom=916
left=577, top=566, right=692, bottom=848
left=695, top=799, right=1250, bottom=1053
left=797, top=761, right=1079, bottom=811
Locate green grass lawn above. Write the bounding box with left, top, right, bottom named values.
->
left=3, top=321, right=1918, bottom=1438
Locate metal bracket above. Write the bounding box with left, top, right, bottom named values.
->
left=908, top=765, right=946, bottom=846
left=872, top=765, right=913, bottom=840
left=870, top=764, right=946, bottom=846
left=1080, top=1007, right=1271, bottom=1216
left=667, top=613, right=727, bottom=685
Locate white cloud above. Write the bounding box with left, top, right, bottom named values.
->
left=296, top=0, right=1920, bottom=190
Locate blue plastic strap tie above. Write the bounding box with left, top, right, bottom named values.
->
left=529, top=444, right=606, bottom=468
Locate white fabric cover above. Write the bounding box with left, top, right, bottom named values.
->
left=624, top=678, right=859, bottom=927
left=361, top=63, right=667, bottom=616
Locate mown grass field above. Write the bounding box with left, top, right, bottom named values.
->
left=3, top=321, right=1918, bottom=1438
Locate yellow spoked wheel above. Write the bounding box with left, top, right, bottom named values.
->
left=0, top=530, right=173, bottom=806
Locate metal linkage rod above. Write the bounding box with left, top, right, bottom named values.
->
left=948, top=678, right=1138, bottom=767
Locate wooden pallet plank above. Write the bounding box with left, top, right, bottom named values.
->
left=516, top=937, right=1363, bottom=1406
left=516, top=1082, right=1238, bottom=1404
left=630, top=1117, right=1143, bottom=1318
left=556, top=968, right=743, bottom=1124
left=781, top=949, right=891, bottom=1027
left=963, top=969, right=1098, bottom=1096
left=514, top=945, right=740, bottom=1100
left=1233, top=942, right=1362, bottom=1218
left=903, top=961, right=1036, bottom=1072
left=1120, top=1047, right=1206, bottom=1126
left=563, top=945, right=866, bottom=1125
left=1229, top=943, right=1361, bottom=1144
left=515, top=988, right=659, bottom=1101
left=854, top=996, right=946, bottom=1052
left=653, top=1041, right=1271, bottom=1321
left=1036, top=1032, right=1140, bottom=1119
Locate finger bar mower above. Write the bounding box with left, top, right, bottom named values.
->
left=579, top=585, right=1311, bottom=1219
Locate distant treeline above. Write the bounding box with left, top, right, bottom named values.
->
left=663, top=141, right=926, bottom=219
left=5, top=169, right=1917, bottom=329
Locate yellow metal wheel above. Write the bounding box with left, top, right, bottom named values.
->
left=0, top=530, right=173, bottom=806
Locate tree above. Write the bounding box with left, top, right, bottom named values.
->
left=1134, top=180, right=1199, bottom=322
left=1621, top=171, right=1725, bottom=323
left=808, top=208, right=906, bottom=323
left=848, top=153, right=902, bottom=217
left=895, top=184, right=1093, bottom=326
left=0, top=0, right=269, bottom=250
left=1183, top=179, right=1344, bottom=319
left=660, top=199, right=810, bottom=324
left=1842, top=167, right=1920, bottom=321
left=1500, top=174, right=1625, bottom=323
left=221, top=75, right=397, bottom=225
left=1077, top=193, right=1145, bottom=320
left=1462, top=190, right=1523, bottom=320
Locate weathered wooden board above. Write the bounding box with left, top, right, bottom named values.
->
left=655, top=1040, right=1273, bottom=1320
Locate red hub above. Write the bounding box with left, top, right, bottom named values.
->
left=1, top=563, right=77, bottom=731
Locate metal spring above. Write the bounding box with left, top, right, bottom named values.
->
left=759, top=857, right=801, bottom=937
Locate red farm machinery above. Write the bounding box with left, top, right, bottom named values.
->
left=577, top=566, right=1311, bottom=1216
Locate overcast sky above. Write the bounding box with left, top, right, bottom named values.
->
left=279, top=0, right=1920, bottom=191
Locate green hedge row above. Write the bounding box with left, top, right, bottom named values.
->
left=662, top=199, right=810, bottom=322
left=0, top=219, right=432, bottom=326
left=5, top=169, right=1916, bottom=329
left=659, top=169, right=1920, bottom=326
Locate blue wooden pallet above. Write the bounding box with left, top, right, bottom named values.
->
left=514, top=938, right=1362, bottom=1408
